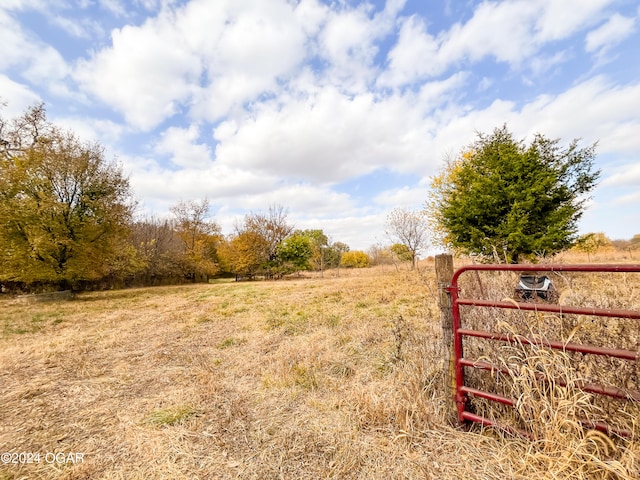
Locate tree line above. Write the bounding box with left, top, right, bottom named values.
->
left=1, top=105, right=396, bottom=292
left=4, top=104, right=628, bottom=291
left=133, top=201, right=354, bottom=286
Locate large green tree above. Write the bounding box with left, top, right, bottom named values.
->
left=324, top=241, right=349, bottom=269
left=297, top=229, right=329, bottom=272
left=276, top=231, right=314, bottom=273
left=427, top=125, right=600, bottom=263
left=0, top=104, right=137, bottom=289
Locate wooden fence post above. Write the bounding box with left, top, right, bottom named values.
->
left=435, top=253, right=457, bottom=424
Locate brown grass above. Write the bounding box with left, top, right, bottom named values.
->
left=0, top=253, right=638, bottom=479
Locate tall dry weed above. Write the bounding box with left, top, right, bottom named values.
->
left=449, top=260, right=640, bottom=479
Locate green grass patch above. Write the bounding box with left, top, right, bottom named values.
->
left=1, top=311, right=65, bottom=336
left=292, top=363, right=318, bottom=390
left=141, top=405, right=198, bottom=427
left=217, top=337, right=246, bottom=349
left=324, top=313, right=341, bottom=328
left=195, top=315, right=213, bottom=324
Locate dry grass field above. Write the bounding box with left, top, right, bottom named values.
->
left=0, top=252, right=639, bottom=479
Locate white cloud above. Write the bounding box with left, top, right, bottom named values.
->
left=128, top=161, right=279, bottom=204
left=527, top=50, right=570, bottom=78
left=213, top=86, right=436, bottom=183
left=211, top=73, right=640, bottom=197
left=601, top=163, right=640, bottom=188
left=192, top=0, right=308, bottom=120
left=76, top=0, right=310, bottom=130
left=478, top=77, right=493, bottom=91
left=373, top=186, right=427, bottom=209
left=0, top=74, right=41, bottom=115
left=126, top=156, right=358, bottom=239
left=22, top=47, right=69, bottom=85
left=0, top=0, right=48, bottom=10
left=99, top=0, right=127, bottom=17
left=54, top=115, right=125, bottom=145
left=0, top=11, right=59, bottom=72
left=610, top=191, right=640, bottom=205
left=75, top=14, right=202, bottom=130
left=382, top=0, right=616, bottom=87
left=534, top=0, right=613, bottom=41
left=374, top=76, right=640, bottom=185
left=0, top=10, right=70, bottom=96
left=154, top=125, right=212, bottom=169
left=378, top=15, right=443, bottom=87
left=238, top=183, right=355, bottom=217
left=318, top=1, right=403, bottom=90
left=293, top=0, right=329, bottom=37
left=299, top=213, right=384, bottom=251
left=80, top=0, right=624, bottom=135
left=50, top=14, right=105, bottom=39
left=515, top=76, right=640, bottom=155
left=2, top=8, right=77, bottom=99
left=441, top=1, right=542, bottom=65
left=131, top=0, right=180, bottom=13
left=384, top=1, right=553, bottom=87
left=417, top=72, right=469, bottom=109
left=75, top=0, right=401, bottom=132
left=585, top=13, right=636, bottom=55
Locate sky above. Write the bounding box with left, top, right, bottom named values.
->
left=1, top=0, right=639, bottom=252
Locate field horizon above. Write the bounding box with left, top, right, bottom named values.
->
left=1, top=255, right=639, bottom=479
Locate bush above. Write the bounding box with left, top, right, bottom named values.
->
left=340, top=251, right=370, bottom=268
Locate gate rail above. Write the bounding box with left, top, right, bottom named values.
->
left=447, top=264, right=640, bottom=437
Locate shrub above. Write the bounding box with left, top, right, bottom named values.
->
left=340, top=250, right=370, bottom=268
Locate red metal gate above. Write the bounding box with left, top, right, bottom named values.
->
left=447, top=264, right=640, bottom=437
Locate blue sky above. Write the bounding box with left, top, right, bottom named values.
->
left=1, top=0, right=639, bottom=252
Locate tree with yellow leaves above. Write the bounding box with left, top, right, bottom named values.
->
left=170, top=198, right=221, bottom=281
left=0, top=104, right=137, bottom=290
